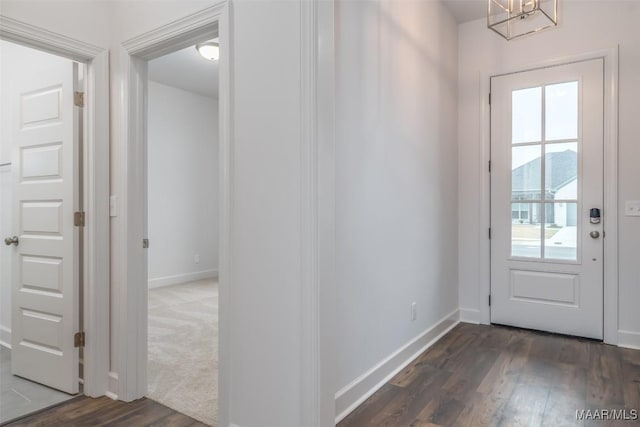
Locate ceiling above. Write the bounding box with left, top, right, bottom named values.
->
left=442, top=0, right=487, bottom=23
left=148, top=41, right=219, bottom=99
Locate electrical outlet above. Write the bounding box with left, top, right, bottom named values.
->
left=411, top=302, right=417, bottom=321
left=194, top=254, right=200, bottom=264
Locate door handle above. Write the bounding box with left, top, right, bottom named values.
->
left=589, top=231, right=600, bottom=239
left=4, top=236, right=19, bottom=246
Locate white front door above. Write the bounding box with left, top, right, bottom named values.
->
left=7, top=46, right=80, bottom=393
left=490, top=59, right=604, bottom=339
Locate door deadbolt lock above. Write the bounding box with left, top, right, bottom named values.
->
left=589, top=230, right=600, bottom=239
left=4, top=236, right=19, bottom=246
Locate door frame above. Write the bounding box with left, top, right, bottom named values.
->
left=479, top=48, right=619, bottom=344
left=0, top=16, right=111, bottom=396
left=115, top=3, right=231, bottom=423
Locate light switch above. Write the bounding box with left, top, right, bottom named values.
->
left=625, top=200, right=640, bottom=217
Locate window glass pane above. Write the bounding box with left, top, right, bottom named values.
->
left=545, top=82, right=578, bottom=141
left=512, top=87, right=542, bottom=144
left=544, top=202, right=578, bottom=260
left=512, top=145, right=542, bottom=200
left=512, top=202, right=541, bottom=258
left=545, top=142, right=578, bottom=200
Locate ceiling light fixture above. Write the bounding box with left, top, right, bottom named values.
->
left=196, top=41, right=219, bottom=61
left=488, top=0, right=558, bottom=40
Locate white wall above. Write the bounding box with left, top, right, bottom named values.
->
left=458, top=1, right=640, bottom=344
left=335, top=0, right=459, bottom=417
left=0, top=41, right=74, bottom=347
left=226, top=3, right=304, bottom=424
left=147, top=81, right=219, bottom=288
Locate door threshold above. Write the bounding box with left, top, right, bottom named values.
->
left=489, top=322, right=604, bottom=343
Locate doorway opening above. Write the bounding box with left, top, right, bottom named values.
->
left=145, top=39, right=220, bottom=426
left=0, top=39, right=82, bottom=423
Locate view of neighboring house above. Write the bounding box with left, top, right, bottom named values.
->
left=511, top=149, right=578, bottom=227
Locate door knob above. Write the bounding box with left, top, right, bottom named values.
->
left=589, top=230, right=600, bottom=239
left=4, top=236, right=19, bottom=246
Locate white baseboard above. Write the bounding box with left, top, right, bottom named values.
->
left=334, top=309, right=460, bottom=424
left=148, top=269, right=218, bottom=289
left=0, top=325, right=11, bottom=349
left=107, top=371, right=119, bottom=400
left=459, top=308, right=481, bottom=324
left=618, top=330, right=640, bottom=350
left=105, top=390, right=118, bottom=400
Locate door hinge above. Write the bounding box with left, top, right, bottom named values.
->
left=488, top=93, right=491, bottom=105
left=74, top=331, right=85, bottom=348
left=488, top=160, right=492, bottom=173
left=488, top=295, right=492, bottom=306
left=74, top=211, right=85, bottom=227
left=488, top=227, right=492, bottom=239
left=143, top=238, right=150, bottom=249
left=74, top=91, right=85, bottom=108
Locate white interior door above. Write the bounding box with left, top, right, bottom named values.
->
left=490, top=59, right=604, bottom=339
left=8, top=50, right=80, bottom=393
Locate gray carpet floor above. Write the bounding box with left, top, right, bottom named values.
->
left=147, top=279, right=218, bottom=426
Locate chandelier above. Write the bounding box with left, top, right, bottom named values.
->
left=488, top=0, right=558, bottom=40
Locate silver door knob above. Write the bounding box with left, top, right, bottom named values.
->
left=590, top=230, right=600, bottom=239
left=4, top=236, right=19, bottom=246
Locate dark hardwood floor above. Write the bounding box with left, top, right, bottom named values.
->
left=2, top=323, right=638, bottom=426
left=1, top=396, right=208, bottom=427
left=339, top=323, right=640, bottom=427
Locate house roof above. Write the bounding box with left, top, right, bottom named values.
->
left=512, top=149, right=577, bottom=196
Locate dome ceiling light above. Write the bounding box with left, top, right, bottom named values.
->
left=196, top=41, right=219, bottom=61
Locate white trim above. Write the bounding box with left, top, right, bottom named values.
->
left=299, top=1, right=321, bottom=426
left=148, top=270, right=218, bottom=289
left=460, top=308, right=481, bottom=324
left=481, top=48, right=619, bottom=345
left=115, top=3, right=231, bottom=425
left=618, top=330, right=640, bottom=350
left=106, top=372, right=119, bottom=401
left=479, top=70, right=492, bottom=326
left=0, top=16, right=110, bottom=397
left=105, top=391, right=118, bottom=401
left=0, top=325, right=11, bottom=349
left=315, top=1, right=336, bottom=426
left=216, top=6, right=232, bottom=427
left=82, top=49, right=111, bottom=398
left=301, top=4, right=335, bottom=424
left=334, top=309, right=460, bottom=424
left=0, top=15, right=102, bottom=62
left=121, top=8, right=219, bottom=60
left=601, top=47, right=619, bottom=346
